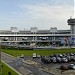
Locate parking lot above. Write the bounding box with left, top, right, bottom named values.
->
left=2, top=48, right=75, bottom=75
left=23, top=53, right=75, bottom=75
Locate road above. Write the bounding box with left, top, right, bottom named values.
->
left=1, top=52, right=53, bottom=75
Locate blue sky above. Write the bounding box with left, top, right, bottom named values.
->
left=0, top=0, right=74, bottom=30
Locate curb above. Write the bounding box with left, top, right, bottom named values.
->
left=1, top=52, right=16, bottom=58
left=2, top=60, right=22, bottom=75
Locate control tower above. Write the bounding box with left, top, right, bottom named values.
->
left=67, top=18, right=75, bottom=45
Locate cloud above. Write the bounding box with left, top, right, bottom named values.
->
left=18, top=3, right=74, bottom=29
left=20, top=2, right=73, bottom=18
left=0, top=0, right=74, bottom=30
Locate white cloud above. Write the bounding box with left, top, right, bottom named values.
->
left=19, top=3, right=73, bottom=30
left=26, top=4, right=73, bottom=16
left=0, top=1, right=73, bottom=30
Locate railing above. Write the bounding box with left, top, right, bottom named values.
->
left=0, top=34, right=75, bottom=37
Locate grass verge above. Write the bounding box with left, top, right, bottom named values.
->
left=1, top=61, right=18, bottom=75
left=2, top=48, right=75, bottom=57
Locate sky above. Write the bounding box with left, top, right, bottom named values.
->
left=0, top=0, right=74, bottom=30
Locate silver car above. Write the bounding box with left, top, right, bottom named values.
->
left=61, top=57, right=68, bottom=62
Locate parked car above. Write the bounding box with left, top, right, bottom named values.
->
left=20, top=54, right=24, bottom=58
left=37, top=55, right=41, bottom=58
left=41, top=53, right=75, bottom=64
left=41, top=56, right=51, bottom=64
left=59, top=54, right=63, bottom=58
left=63, top=54, right=67, bottom=57
left=33, top=53, right=37, bottom=58
left=70, top=56, right=75, bottom=61
left=54, top=54, right=58, bottom=57
left=70, top=53, right=74, bottom=56
left=51, top=57, right=57, bottom=63
left=56, top=57, right=61, bottom=63
left=68, top=64, right=75, bottom=69
left=66, top=56, right=71, bottom=61
left=61, top=57, right=68, bottom=62
left=60, top=64, right=69, bottom=70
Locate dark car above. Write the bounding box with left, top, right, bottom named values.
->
left=41, top=56, right=51, bottom=64
left=70, top=56, right=75, bottom=61
left=60, top=64, right=69, bottom=70
left=63, top=54, right=67, bottom=57
left=54, top=54, right=58, bottom=57
left=51, top=57, right=57, bottom=63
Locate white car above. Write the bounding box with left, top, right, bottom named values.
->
left=33, top=53, right=37, bottom=58
left=20, top=54, right=24, bottom=58
left=37, top=55, right=41, bottom=58
left=68, top=64, right=75, bottom=69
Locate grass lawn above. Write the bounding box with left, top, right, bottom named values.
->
left=1, top=61, right=18, bottom=75
left=2, top=48, right=75, bottom=57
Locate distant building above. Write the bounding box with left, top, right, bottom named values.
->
left=0, top=27, right=71, bottom=46
left=0, top=18, right=75, bottom=46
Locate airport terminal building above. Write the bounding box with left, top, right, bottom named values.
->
left=0, top=18, right=75, bottom=47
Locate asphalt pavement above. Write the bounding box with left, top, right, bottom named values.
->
left=1, top=52, right=53, bottom=75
